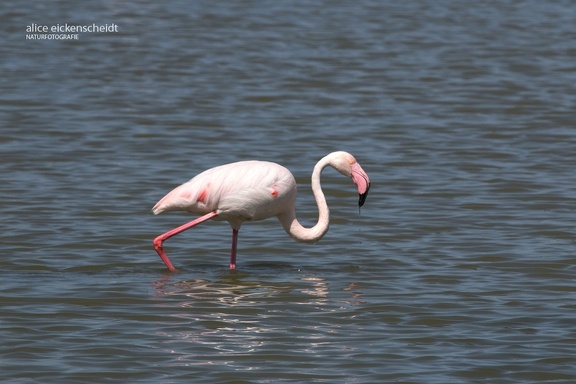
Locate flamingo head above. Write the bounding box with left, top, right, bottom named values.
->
left=330, top=151, right=371, bottom=207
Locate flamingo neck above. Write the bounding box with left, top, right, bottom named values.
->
left=279, top=157, right=330, bottom=243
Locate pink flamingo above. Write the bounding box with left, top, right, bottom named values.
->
left=152, top=151, right=370, bottom=271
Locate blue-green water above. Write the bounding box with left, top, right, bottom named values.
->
left=2, top=1, right=575, bottom=382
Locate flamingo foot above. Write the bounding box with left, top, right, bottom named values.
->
left=153, top=236, right=177, bottom=272
left=230, top=228, right=239, bottom=270
left=152, top=211, right=218, bottom=272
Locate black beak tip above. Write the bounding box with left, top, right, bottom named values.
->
left=358, top=182, right=371, bottom=207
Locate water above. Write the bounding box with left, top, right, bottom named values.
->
left=2, top=1, right=575, bottom=382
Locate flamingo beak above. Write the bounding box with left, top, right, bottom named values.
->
left=359, top=183, right=370, bottom=207
left=351, top=162, right=370, bottom=207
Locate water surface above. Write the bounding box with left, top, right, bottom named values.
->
left=1, top=1, right=575, bottom=383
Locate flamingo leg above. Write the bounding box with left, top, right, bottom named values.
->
left=153, top=211, right=218, bottom=272
left=230, top=228, right=239, bottom=270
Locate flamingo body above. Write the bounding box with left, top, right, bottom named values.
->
left=153, top=161, right=296, bottom=229
left=152, top=151, right=370, bottom=271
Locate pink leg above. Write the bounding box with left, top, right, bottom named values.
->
left=153, top=211, right=218, bottom=272
left=230, top=228, right=239, bottom=270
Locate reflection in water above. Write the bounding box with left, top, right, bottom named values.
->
left=150, top=272, right=365, bottom=368
left=152, top=272, right=339, bottom=305
left=300, top=276, right=328, bottom=301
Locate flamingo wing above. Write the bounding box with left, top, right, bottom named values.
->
left=152, top=161, right=296, bottom=220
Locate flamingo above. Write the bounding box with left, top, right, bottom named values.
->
left=152, top=151, right=370, bottom=271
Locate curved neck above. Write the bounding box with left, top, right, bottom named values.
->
left=278, top=157, right=331, bottom=243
